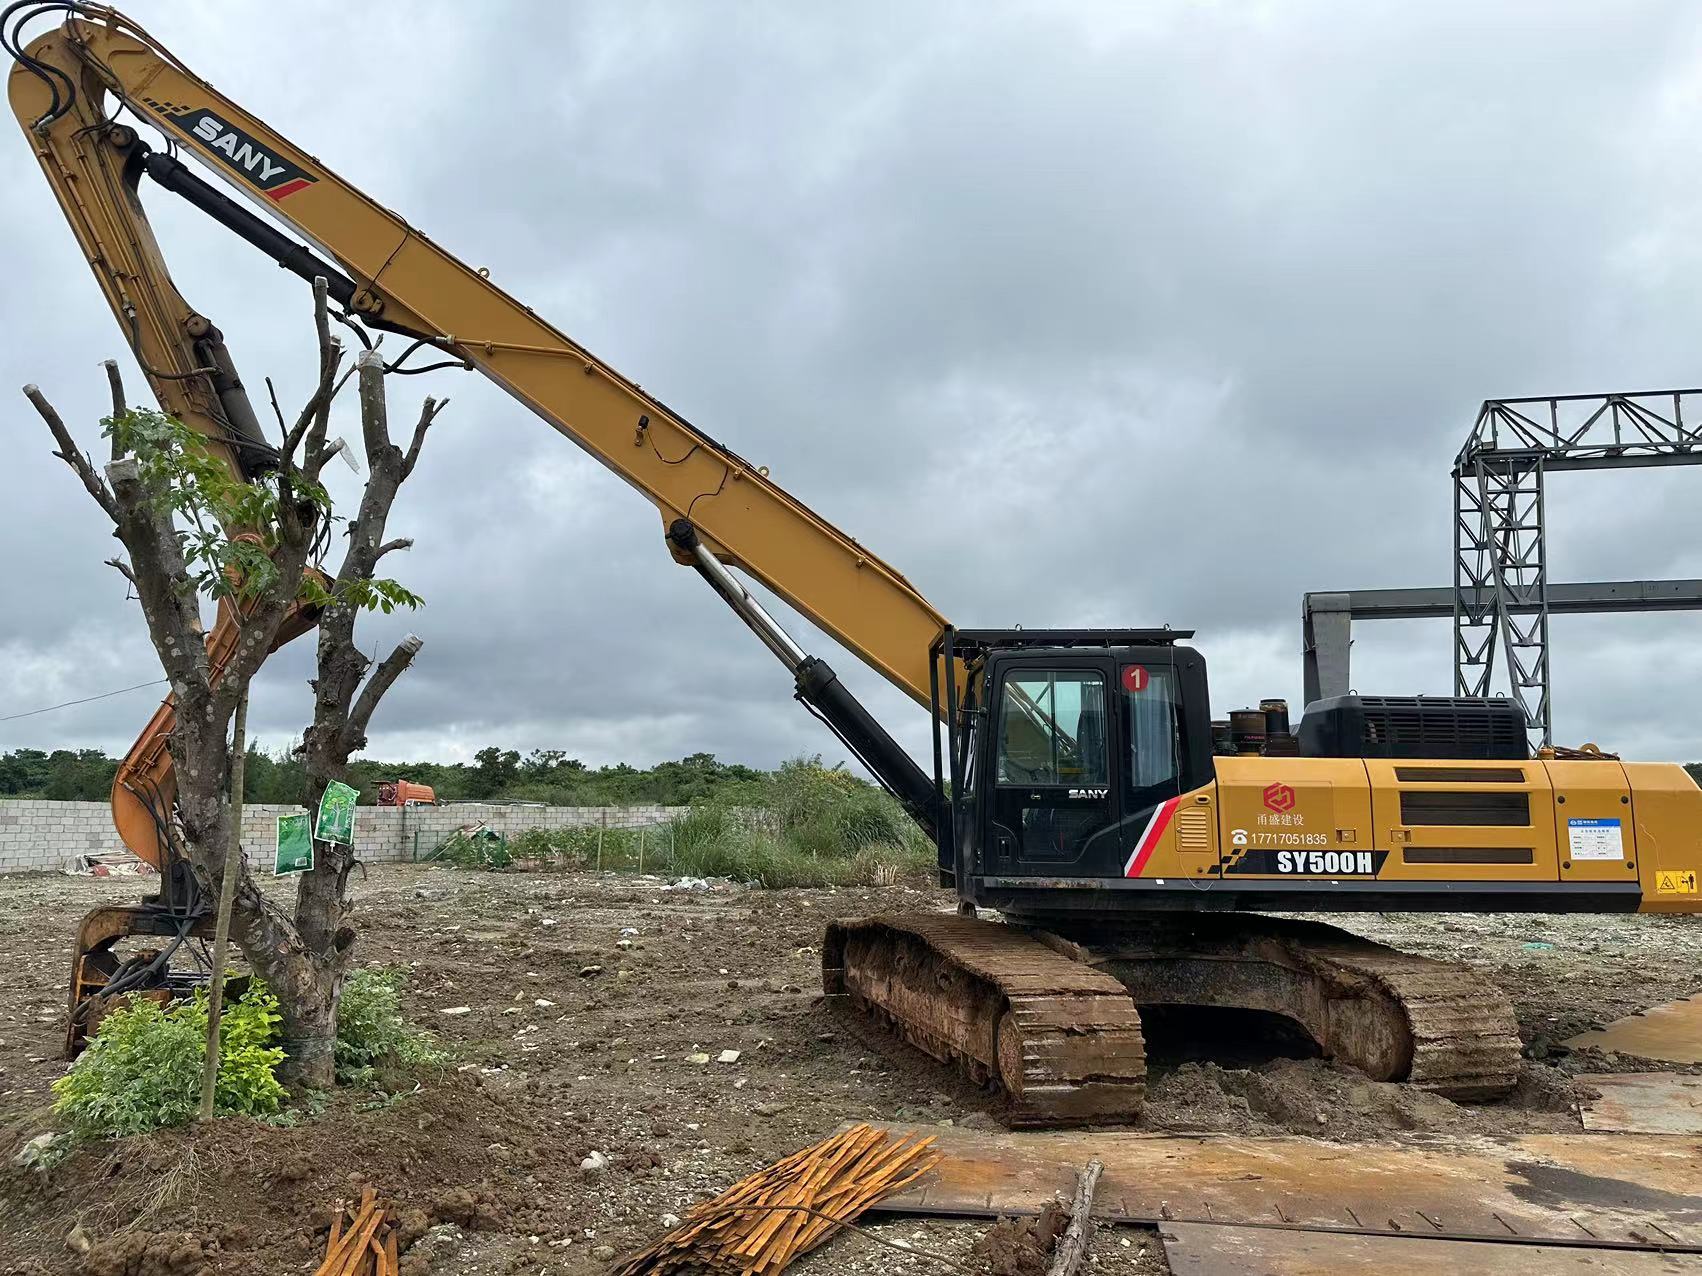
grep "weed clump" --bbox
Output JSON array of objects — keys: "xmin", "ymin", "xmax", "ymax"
[
  {"xmin": 335, "ymin": 966, "xmax": 447, "ymax": 1085},
  {"xmin": 435, "ymin": 827, "xmax": 512, "ymax": 869},
  {"xmin": 52, "ymin": 985, "xmax": 285, "ymax": 1140}
]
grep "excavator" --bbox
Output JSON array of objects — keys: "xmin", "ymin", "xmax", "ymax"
[{"xmin": 11, "ymin": 4, "xmax": 1702, "ymax": 1122}]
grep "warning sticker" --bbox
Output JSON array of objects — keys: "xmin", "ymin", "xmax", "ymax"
[
  {"xmin": 1656, "ymin": 869, "xmax": 1699, "ymax": 895},
  {"xmin": 1567, "ymin": 817, "xmax": 1624, "ymax": 861}
]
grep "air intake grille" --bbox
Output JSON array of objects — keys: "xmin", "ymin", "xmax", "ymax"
[
  {"xmin": 1400, "ymin": 790, "xmax": 1530, "ymax": 826},
  {"xmin": 1176, "ymin": 808, "xmax": 1211, "ymax": 851},
  {"xmin": 1402, "ymin": 846, "xmax": 1535, "ymax": 864}
]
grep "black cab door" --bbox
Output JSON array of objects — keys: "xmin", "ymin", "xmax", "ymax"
[{"xmin": 985, "ymin": 658, "xmax": 1122, "ymax": 874}]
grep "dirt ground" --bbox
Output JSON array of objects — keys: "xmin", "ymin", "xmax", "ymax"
[{"xmin": 0, "ymin": 864, "xmax": 1697, "ymax": 1275}]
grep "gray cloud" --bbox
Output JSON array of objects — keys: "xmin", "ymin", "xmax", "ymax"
[{"xmin": 4, "ymin": 0, "xmax": 1702, "ymax": 772}]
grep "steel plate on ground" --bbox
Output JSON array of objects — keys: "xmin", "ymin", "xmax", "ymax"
[
  {"xmin": 874, "ymin": 1125, "xmax": 1702, "ymax": 1245},
  {"xmin": 1580, "ymin": 1073, "xmax": 1702, "ymax": 1135},
  {"xmin": 1159, "ymin": 1222, "xmax": 1702, "ymax": 1274},
  {"xmin": 1567, "ymin": 994, "xmax": 1702, "ymax": 1064}
]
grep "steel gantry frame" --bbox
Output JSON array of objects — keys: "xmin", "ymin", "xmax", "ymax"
[
  {"xmin": 1303, "ymin": 580, "xmax": 1702, "ymax": 710},
  {"xmin": 1452, "ymin": 389, "xmax": 1702, "ymax": 743}
]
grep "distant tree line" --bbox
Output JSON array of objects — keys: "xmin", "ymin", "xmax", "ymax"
[
  {"xmin": 7, "ymin": 746, "xmax": 1699, "ymax": 806},
  {"xmin": 0, "ymin": 745, "xmax": 765, "ymax": 806}
]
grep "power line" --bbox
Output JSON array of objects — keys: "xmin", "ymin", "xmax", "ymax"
[{"xmin": 0, "ymin": 677, "xmax": 168, "ymax": 723}]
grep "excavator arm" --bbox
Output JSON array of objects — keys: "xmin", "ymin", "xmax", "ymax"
[{"xmin": 7, "ymin": 5, "xmax": 951, "ymax": 855}]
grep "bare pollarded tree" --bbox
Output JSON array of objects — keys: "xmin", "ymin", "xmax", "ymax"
[{"xmin": 24, "ymin": 279, "xmax": 446, "ymax": 1086}]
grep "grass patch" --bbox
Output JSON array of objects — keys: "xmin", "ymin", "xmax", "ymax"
[{"xmin": 444, "ymin": 757, "xmax": 936, "ymax": 888}]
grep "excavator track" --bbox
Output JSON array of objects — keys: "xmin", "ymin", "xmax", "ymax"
[
  {"xmin": 1041, "ymin": 914, "xmax": 1522, "ymax": 1101},
  {"xmin": 827, "ymin": 913, "xmax": 1521, "ymax": 1127},
  {"xmin": 822, "ymin": 913, "xmax": 1147, "ymax": 1127}
]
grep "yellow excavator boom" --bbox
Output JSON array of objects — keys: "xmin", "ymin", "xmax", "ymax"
[
  {"xmin": 10, "ymin": 5, "xmax": 952, "ymax": 881},
  {"xmin": 9, "ymin": 7, "xmax": 948, "ymax": 712}
]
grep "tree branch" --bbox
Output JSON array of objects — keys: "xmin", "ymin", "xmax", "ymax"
[
  {"xmin": 102, "ymin": 456, "xmax": 214, "ymax": 713},
  {"xmin": 308, "ymin": 437, "xmax": 349, "ymax": 474},
  {"xmin": 374, "ymin": 537, "xmax": 413, "ymax": 561},
  {"xmin": 104, "ymin": 555, "xmax": 136, "ymax": 588},
  {"xmin": 345, "ymin": 633, "xmax": 423, "ymax": 751},
  {"xmin": 279, "ymin": 276, "xmax": 340, "ymax": 475},
  {"xmin": 356, "ymin": 348, "xmax": 391, "ymax": 456},
  {"xmin": 1046, "ymin": 1159, "xmax": 1103, "ymax": 1276},
  {"xmin": 401, "ymin": 396, "xmax": 445, "ymax": 481},
  {"xmin": 265, "ymin": 376, "xmax": 288, "ymax": 436},
  {"xmin": 102, "ymin": 360, "xmax": 126, "ymax": 460},
  {"xmin": 24, "ymin": 383, "xmax": 117, "ymax": 519}
]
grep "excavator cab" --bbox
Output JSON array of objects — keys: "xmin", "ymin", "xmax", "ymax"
[{"xmin": 931, "ymin": 629, "xmax": 1213, "ymax": 891}]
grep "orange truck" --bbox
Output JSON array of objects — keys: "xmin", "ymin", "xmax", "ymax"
[{"xmin": 374, "ymin": 781, "xmax": 436, "ymax": 808}]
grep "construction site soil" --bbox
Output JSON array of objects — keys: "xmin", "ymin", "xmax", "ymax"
[{"xmin": 1, "ymin": 864, "xmax": 1697, "ymax": 1275}]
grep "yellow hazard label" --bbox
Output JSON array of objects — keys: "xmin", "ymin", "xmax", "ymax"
[{"xmin": 1655, "ymin": 869, "xmax": 1699, "ymax": 894}]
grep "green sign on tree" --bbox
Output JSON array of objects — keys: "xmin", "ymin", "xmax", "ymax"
[
  {"xmin": 315, "ymin": 780, "xmax": 359, "ymax": 846},
  {"xmin": 275, "ymin": 813, "xmax": 313, "ymax": 876}
]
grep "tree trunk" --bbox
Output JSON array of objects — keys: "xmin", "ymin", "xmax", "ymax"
[{"xmin": 264, "ymin": 948, "xmax": 341, "ymax": 1089}]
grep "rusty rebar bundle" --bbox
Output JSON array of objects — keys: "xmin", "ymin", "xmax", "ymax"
[
  {"xmin": 314, "ymin": 1187, "xmax": 399, "ymax": 1276},
  {"xmin": 614, "ymin": 1124, "xmax": 940, "ymax": 1275}
]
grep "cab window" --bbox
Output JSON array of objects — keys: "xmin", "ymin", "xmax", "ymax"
[
  {"xmin": 1122, "ymin": 663, "xmax": 1181, "ymax": 799},
  {"xmin": 996, "ymin": 671, "xmax": 1108, "ymax": 786}
]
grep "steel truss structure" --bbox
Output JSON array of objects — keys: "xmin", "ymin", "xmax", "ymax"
[
  {"xmin": 1303, "ymin": 581, "xmax": 1702, "ymax": 710},
  {"xmin": 1453, "ymin": 389, "xmax": 1702, "ymax": 743}
]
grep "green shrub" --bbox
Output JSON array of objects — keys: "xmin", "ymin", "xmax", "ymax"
[
  {"xmin": 335, "ymin": 967, "xmax": 447, "ymax": 1085},
  {"xmin": 508, "ymin": 827, "xmax": 557, "ymax": 865},
  {"xmin": 436, "ymin": 828, "xmax": 512, "ymax": 870},
  {"xmin": 51, "ymin": 985, "xmax": 285, "ymax": 1140},
  {"xmin": 663, "ymin": 756, "xmax": 933, "ymax": 887}
]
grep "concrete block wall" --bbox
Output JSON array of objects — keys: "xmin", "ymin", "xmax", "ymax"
[
  {"xmin": 0, "ymin": 799, "xmax": 117, "ymax": 873},
  {"xmin": 0, "ymin": 798, "xmax": 694, "ymax": 874}
]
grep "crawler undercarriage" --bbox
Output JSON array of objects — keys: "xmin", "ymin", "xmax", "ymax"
[{"xmin": 823, "ymin": 912, "xmax": 1522, "ymax": 1126}]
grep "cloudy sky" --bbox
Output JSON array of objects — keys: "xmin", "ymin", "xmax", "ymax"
[{"xmin": 5, "ymin": 0, "xmax": 1702, "ymax": 772}]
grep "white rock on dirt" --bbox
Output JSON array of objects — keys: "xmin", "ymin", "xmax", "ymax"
[
  {"xmin": 11, "ymin": 1132, "xmax": 55, "ymax": 1168},
  {"xmin": 404, "ymin": 1223, "xmax": 465, "ymax": 1272},
  {"xmin": 439, "ymin": 1005, "xmax": 472, "ymax": 1016},
  {"xmin": 581, "ymin": 1150, "xmax": 609, "ymax": 1177}
]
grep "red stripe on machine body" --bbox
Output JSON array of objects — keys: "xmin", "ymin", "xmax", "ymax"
[{"xmin": 1123, "ymin": 796, "xmax": 1181, "ymax": 878}]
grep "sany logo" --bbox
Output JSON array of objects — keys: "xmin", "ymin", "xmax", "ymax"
[
  {"xmin": 1067, "ymin": 788, "xmax": 1108, "ymax": 800},
  {"xmin": 151, "ymin": 104, "xmax": 317, "ymax": 200},
  {"xmin": 189, "ymin": 113, "xmax": 290, "ymax": 182},
  {"xmin": 1262, "ymin": 782, "xmax": 1297, "ymax": 813}
]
